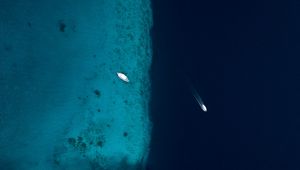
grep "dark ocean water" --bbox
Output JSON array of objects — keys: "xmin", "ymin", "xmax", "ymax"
[{"xmin": 149, "ymin": 0, "xmax": 299, "ymax": 169}]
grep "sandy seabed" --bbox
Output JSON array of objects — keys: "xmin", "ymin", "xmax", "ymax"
[{"xmin": 0, "ymin": 0, "xmax": 152, "ymax": 169}]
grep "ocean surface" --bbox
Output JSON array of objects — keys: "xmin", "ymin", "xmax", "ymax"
[
  {"xmin": 1, "ymin": 0, "xmax": 299, "ymax": 169},
  {"xmin": 0, "ymin": 0, "xmax": 152, "ymax": 169},
  {"xmin": 149, "ymin": 0, "xmax": 299, "ymax": 169}
]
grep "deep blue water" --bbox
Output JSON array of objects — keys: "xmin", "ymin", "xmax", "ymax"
[{"xmin": 149, "ymin": 0, "xmax": 299, "ymax": 169}]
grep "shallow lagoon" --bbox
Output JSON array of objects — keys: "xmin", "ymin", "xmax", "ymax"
[{"xmin": 0, "ymin": 0, "xmax": 152, "ymax": 169}]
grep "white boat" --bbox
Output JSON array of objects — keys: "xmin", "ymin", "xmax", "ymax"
[{"xmin": 117, "ymin": 72, "xmax": 129, "ymax": 82}]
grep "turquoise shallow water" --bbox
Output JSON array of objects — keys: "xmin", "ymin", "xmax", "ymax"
[{"xmin": 0, "ymin": 0, "xmax": 152, "ymax": 169}]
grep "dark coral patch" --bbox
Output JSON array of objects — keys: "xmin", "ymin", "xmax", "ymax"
[
  {"xmin": 97, "ymin": 141, "xmax": 103, "ymax": 147},
  {"xmin": 81, "ymin": 142, "xmax": 86, "ymax": 149},
  {"xmin": 123, "ymin": 132, "xmax": 128, "ymax": 137},
  {"xmin": 94, "ymin": 89, "xmax": 101, "ymax": 97},
  {"xmin": 77, "ymin": 136, "xmax": 83, "ymax": 142},
  {"xmin": 68, "ymin": 138, "xmax": 76, "ymax": 146},
  {"xmin": 58, "ymin": 20, "xmax": 66, "ymax": 32}
]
